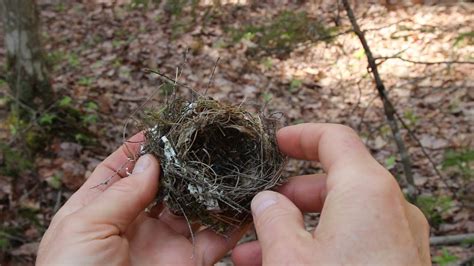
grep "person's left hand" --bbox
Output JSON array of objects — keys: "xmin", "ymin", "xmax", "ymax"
[{"xmin": 37, "ymin": 133, "xmax": 246, "ymax": 265}]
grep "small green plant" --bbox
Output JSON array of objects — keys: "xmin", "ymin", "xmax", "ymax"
[
  {"xmin": 47, "ymin": 174, "xmax": 62, "ymax": 189},
  {"xmin": 129, "ymin": 0, "xmax": 152, "ymax": 9},
  {"xmin": 78, "ymin": 77, "xmax": 94, "ymax": 87},
  {"xmin": 0, "ymin": 144, "xmax": 33, "ymax": 177},
  {"xmin": 74, "ymin": 133, "xmax": 93, "ymax": 144},
  {"xmin": 385, "ymin": 155, "xmax": 396, "ymax": 169},
  {"xmin": 289, "ymin": 79, "xmax": 303, "ymax": 93},
  {"xmin": 433, "ymin": 248, "xmax": 458, "ymax": 266},
  {"xmin": 403, "ymin": 109, "xmax": 418, "ymax": 126},
  {"xmin": 416, "ymin": 195, "xmax": 453, "ymax": 227},
  {"xmin": 59, "ymin": 96, "xmax": 72, "ymax": 108},
  {"xmin": 55, "ymin": 2, "xmax": 66, "ymax": 12},
  {"xmin": 160, "ymin": 83, "xmax": 175, "ymax": 96},
  {"xmin": 67, "ymin": 53, "xmax": 80, "ymax": 68},
  {"xmin": 39, "ymin": 113, "xmax": 57, "ymax": 125},
  {"xmin": 164, "ymin": 0, "xmax": 188, "ymax": 16},
  {"xmin": 82, "ymin": 102, "xmax": 99, "ymax": 125},
  {"xmin": 261, "ymin": 57, "xmax": 274, "ymax": 70},
  {"xmin": 442, "ymin": 149, "xmax": 474, "ymax": 179},
  {"xmin": 46, "ymin": 50, "xmax": 66, "ymax": 68},
  {"xmin": 262, "ymin": 92, "xmax": 273, "ymax": 103},
  {"xmin": 453, "ymin": 31, "xmax": 474, "ymax": 47},
  {"xmin": 353, "ymin": 48, "xmax": 365, "ymax": 59}
]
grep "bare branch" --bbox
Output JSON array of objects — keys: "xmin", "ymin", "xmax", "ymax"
[
  {"xmin": 430, "ymin": 233, "xmax": 474, "ymax": 246},
  {"xmin": 341, "ymin": 0, "xmax": 417, "ymax": 202},
  {"xmin": 375, "ymin": 56, "xmax": 474, "ymax": 65}
]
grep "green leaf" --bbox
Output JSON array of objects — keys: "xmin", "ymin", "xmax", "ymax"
[
  {"xmin": 78, "ymin": 77, "xmax": 93, "ymax": 87},
  {"xmin": 385, "ymin": 155, "xmax": 396, "ymax": 169},
  {"xmin": 67, "ymin": 53, "xmax": 80, "ymax": 68},
  {"xmin": 433, "ymin": 249, "xmax": 458, "ymax": 266},
  {"xmin": 289, "ymin": 79, "xmax": 303, "ymax": 92},
  {"xmin": 85, "ymin": 102, "xmax": 99, "ymax": 111},
  {"xmin": 39, "ymin": 113, "xmax": 56, "ymax": 125},
  {"xmin": 58, "ymin": 96, "xmax": 72, "ymax": 107},
  {"xmin": 262, "ymin": 92, "xmax": 273, "ymax": 103},
  {"xmin": 403, "ymin": 109, "xmax": 418, "ymax": 125},
  {"xmin": 261, "ymin": 58, "xmax": 273, "ymax": 69},
  {"xmin": 82, "ymin": 114, "xmax": 98, "ymax": 124},
  {"xmin": 416, "ymin": 195, "xmax": 453, "ymax": 227},
  {"xmin": 454, "ymin": 31, "xmax": 474, "ymax": 47},
  {"xmin": 354, "ymin": 48, "xmax": 365, "ymax": 59},
  {"xmin": 47, "ymin": 174, "xmax": 62, "ymax": 189}
]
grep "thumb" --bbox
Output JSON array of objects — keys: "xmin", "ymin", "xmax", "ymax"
[
  {"xmin": 251, "ymin": 191, "xmax": 310, "ymax": 259},
  {"xmin": 77, "ymin": 154, "xmax": 160, "ymax": 232}
]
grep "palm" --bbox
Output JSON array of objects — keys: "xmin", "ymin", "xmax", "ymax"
[{"xmin": 126, "ymin": 216, "xmax": 195, "ymax": 265}]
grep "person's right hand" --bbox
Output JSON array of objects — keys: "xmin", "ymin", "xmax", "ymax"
[{"xmin": 232, "ymin": 123, "xmax": 431, "ymax": 265}]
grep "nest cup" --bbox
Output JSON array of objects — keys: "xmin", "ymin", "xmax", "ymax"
[{"xmin": 141, "ymin": 96, "xmax": 286, "ymax": 235}]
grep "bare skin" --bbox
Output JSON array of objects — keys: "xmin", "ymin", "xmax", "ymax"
[
  {"xmin": 37, "ymin": 133, "xmax": 247, "ymax": 265},
  {"xmin": 232, "ymin": 123, "xmax": 431, "ymax": 265},
  {"xmin": 38, "ymin": 123, "xmax": 430, "ymax": 265}
]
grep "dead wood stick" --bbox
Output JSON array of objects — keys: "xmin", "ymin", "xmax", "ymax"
[
  {"xmin": 430, "ymin": 233, "xmax": 474, "ymax": 246},
  {"xmin": 341, "ymin": 0, "xmax": 417, "ymax": 202},
  {"xmin": 375, "ymin": 56, "xmax": 474, "ymax": 65}
]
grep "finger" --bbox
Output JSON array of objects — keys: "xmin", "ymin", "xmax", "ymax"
[
  {"xmin": 232, "ymin": 241, "xmax": 262, "ymax": 266},
  {"xmin": 277, "ymin": 174, "xmax": 327, "ymax": 212},
  {"xmin": 193, "ymin": 224, "xmax": 251, "ymax": 265},
  {"xmin": 251, "ymin": 191, "xmax": 311, "ymax": 257},
  {"xmin": 277, "ymin": 123, "xmax": 375, "ymax": 170},
  {"xmin": 404, "ymin": 203, "xmax": 431, "ymax": 264},
  {"xmin": 74, "ymin": 154, "xmax": 160, "ymax": 233},
  {"xmin": 277, "ymin": 123, "xmax": 398, "ymax": 196},
  {"xmin": 158, "ymin": 208, "xmax": 200, "ymax": 237},
  {"xmin": 55, "ymin": 133, "xmax": 146, "ymax": 220}
]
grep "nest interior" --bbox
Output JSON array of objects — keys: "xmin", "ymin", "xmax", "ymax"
[{"xmin": 141, "ymin": 96, "xmax": 286, "ymax": 235}]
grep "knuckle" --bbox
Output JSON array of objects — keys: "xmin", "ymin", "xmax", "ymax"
[
  {"xmin": 378, "ymin": 176, "xmax": 401, "ymax": 196},
  {"xmin": 409, "ymin": 203, "xmax": 430, "ymax": 231}
]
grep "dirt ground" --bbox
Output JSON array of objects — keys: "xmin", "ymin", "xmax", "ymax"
[{"xmin": 0, "ymin": 1, "xmax": 473, "ymax": 264}]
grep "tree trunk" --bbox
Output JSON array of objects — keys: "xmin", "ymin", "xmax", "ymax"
[{"xmin": 0, "ymin": 0, "xmax": 52, "ymax": 114}]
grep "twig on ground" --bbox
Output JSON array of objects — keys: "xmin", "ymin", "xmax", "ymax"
[
  {"xmin": 430, "ymin": 233, "xmax": 474, "ymax": 246},
  {"xmin": 375, "ymin": 56, "xmax": 474, "ymax": 65},
  {"xmin": 341, "ymin": 0, "xmax": 417, "ymax": 202}
]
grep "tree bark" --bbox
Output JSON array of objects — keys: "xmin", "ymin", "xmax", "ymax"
[{"xmin": 0, "ymin": 0, "xmax": 52, "ymax": 114}]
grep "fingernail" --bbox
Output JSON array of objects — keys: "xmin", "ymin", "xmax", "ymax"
[
  {"xmin": 252, "ymin": 191, "xmax": 278, "ymax": 216},
  {"xmin": 133, "ymin": 155, "xmax": 151, "ymax": 174}
]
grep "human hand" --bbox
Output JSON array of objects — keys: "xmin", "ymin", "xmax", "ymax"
[
  {"xmin": 232, "ymin": 123, "xmax": 431, "ymax": 265},
  {"xmin": 37, "ymin": 133, "xmax": 247, "ymax": 265}
]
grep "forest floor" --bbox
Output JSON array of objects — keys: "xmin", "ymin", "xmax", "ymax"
[{"xmin": 0, "ymin": 1, "xmax": 473, "ymax": 265}]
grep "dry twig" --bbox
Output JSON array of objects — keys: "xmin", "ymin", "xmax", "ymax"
[
  {"xmin": 341, "ymin": 0, "xmax": 417, "ymax": 201},
  {"xmin": 430, "ymin": 233, "xmax": 474, "ymax": 246}
]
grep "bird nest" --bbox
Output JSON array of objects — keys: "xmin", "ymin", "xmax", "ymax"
[{"xmin": 140, "ymin": 95, "xmax": 286, "ymax": 235}]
